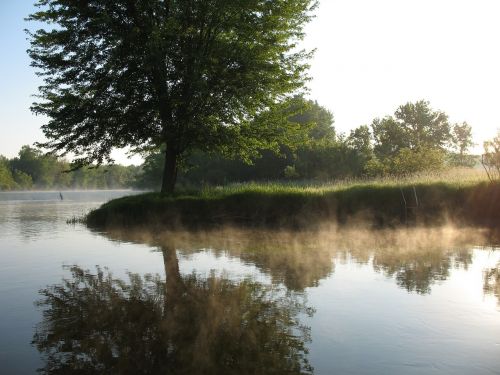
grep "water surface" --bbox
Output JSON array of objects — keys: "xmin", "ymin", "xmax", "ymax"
[{"xmin": 0, "ymin": 191, "xmax": 499, "ymax": 374}]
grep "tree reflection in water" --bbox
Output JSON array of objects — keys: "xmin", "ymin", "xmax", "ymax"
[
  {"xmin": 101, "ymin": 227, "xmax": 488, "ymax": 295},
  {"xmin": 484, "ymin": 263, "xmax": 500, "ymax": 305},
  {"xmin": 369, "ymin": 246, "xmax": 473, "ymax": 294},
  {"xmin": 33, "ymin": 227, "xmax": 498, "ymax": 373},
  {"xmin": 33, "ymin": 246, "xmax": 314, "ymax": 374}
]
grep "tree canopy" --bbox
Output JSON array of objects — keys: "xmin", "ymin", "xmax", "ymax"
[
  {"xmin": 365, "ymin": 100, "xmax": 477, "ymax": 176},
  {"xmin": 371, "ymin": 100, "xmax": 450, "ymax": 160},
  {"xmin": 449, "ymin": 122, "xmax": 475, "ymax": 167},
  {"xmin": 28, "ymin": 0, "xmax": 318, "ymax": 192}
]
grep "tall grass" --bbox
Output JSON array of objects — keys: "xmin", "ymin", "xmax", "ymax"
[
  {"xmin": 85, "ymin": 167, "xmax": 498, "ymax": 230},
  {"xmin": 196, "ymin": 167, "xmax": 488, "ymax": 198}
]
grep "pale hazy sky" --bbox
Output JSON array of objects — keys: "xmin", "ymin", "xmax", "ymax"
[{"xmin": 1, "ymin": 0, "xmax": 499, "ymax": 165}]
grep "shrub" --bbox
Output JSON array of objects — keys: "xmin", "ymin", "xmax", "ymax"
[{"xmin": 482, "ymin": 131, "xmax": 500, "ymax": 181}]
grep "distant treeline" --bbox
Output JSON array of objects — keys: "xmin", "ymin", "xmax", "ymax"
[
  {"xmin": 1, "ymin": 98, "xmax": 481, "ymax": 191},
  {"xmin": 135, "ymin": 98, "xmax": 479, "ymax": 189},
  {"xmin": 0, "ymin": 146, "xmax": 139, "ymax": 190}
]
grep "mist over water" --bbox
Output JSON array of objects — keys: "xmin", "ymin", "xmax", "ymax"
[{"xmin": 0, "ymin": 191, "xmax": 499, "ymax": 374}]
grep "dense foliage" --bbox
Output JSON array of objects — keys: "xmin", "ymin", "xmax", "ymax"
[
  {"xmin": 482, "ymin": 130, "xmax": 500, "ymax": 181},
  {"xmin": 0, "ymin": 146, "xmax": 139, "ymax": 190},
  {"xmin": 134, "ymin": 99, "xmax": 478, "ymax": 189},
  {"xmin": 1, "ymin": 98, "xmax": 482, "ymax": 191},
  {"xmin": 28, "ymin": 0, "xmax": 317, "ymax": 192}
]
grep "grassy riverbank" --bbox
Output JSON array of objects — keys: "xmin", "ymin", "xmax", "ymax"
[{"xmin": 85, "ymin": 171, "xmax": 499, "ymax": 229}]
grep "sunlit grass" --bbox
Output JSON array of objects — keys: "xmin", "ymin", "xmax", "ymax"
[
  {"xmin": 85, "ymin": 167, "xmax": 499, "ymax": 230},
  {"xmin": 195, "ymin": 167, "xmax": 488, "ymax": 199}
]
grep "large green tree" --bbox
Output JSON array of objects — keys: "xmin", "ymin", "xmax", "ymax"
[{"xmin": 28, "ymin": 0, "xmax": 317, "ymax": 193}]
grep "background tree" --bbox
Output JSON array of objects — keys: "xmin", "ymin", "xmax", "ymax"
[
  {"xmin": 0, "ymin": 156, "xmax": 17, "ymax": 190},
  {"xmin": 12, "ymin": 170, "xmax": 34, "ymax": 189},
  {"xmin": 482, "ymin": 130, "xmax": 500, "ymax": 181},
  {"xmin": 28, "ymin": 0, "xmax": 317, "ymax": 193},
  {"xmin": 371, "ymin": 116, "xmax": 408, "ymax": 159},
  {"xmin": 289, "ymin": 99, "xmax": 335, "ymax": 143},
  {"xmin": 346, "ymin": 125, "xmax": 374, "ymax": 175},
  {"xmin": 369, "ymin": 100, "xmax": 452, "ymax": 175},
  {"xmin": 0, "ymin": 145, "xmax": 139, "ymax": 191},
  {"xmin": 372, "ymin": 100, "xmax": 450, "ymax": 159},
  {"xmin": 450, "ymin": 122, "xmax": 475, "ymax": 167},
  {"xmin": 394, "ymin": 100, "xmax": 450, "ymax": 150},
  {"xmin": 10, "ymin": 146, "xmax": 56, "ymax": 188},
  {"xmin": 134, "ymin": 96, "xmax": 334, "ymax": 187}
]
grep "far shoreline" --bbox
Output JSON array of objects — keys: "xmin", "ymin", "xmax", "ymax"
[{"xmin": 0, "ymin": 188, "xmax": 142, "ymax": 193}]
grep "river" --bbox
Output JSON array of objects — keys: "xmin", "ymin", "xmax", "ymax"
[{"xmin": 0, "ymin": 191, "xmax": 499, "ymax": 374}]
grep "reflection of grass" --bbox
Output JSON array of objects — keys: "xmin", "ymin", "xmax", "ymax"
[
  {"xmin": 484, "ymin": 265, "xmax": 500, "ymax": 304},
  {"xmin": 66, "ymin": 216, "xmax": 84, "ymax": 225},
  {"xmin": 86, "ymin": 173, "xmax": 499, "ymax": 229}
]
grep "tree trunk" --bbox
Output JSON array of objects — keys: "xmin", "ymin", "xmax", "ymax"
[
  {"xmin": 162, "ymin": 245, "xmax": 183, "ymax": 303},
  {"xmin": 161, "ymin": 147, "xmax": 178, "ymax": 194},
  {"xmin": 161, "ymin": 245, "xmax": 184, "ymax": 345}
]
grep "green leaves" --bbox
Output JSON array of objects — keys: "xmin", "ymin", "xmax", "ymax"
[
  {"xmin": 482, "ymin": 130, "xmax": 500, "ymax": 181},
  {"xmin": 28, "ymin": 0, "xmax": 317, "ymax": 189},
  {"xmin": 369, "ymin": 100, "xmax": 457, "ymax": 175},
  {"xmin": 372, "ymin": 100, "xmax": 451, "ymax": 160}
]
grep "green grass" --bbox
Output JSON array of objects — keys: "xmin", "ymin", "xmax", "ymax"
[
  {"xmin": 187, "ymin": 167, "xmax": 488, "ymax": 198},
  {"xmin": 85, "ymin": 169, "xmax": 498, "ymax": 230}
]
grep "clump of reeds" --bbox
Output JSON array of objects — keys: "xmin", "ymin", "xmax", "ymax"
[{"xmin": 66, "ymin": 215, "xmax": 85, "ymax": 225}]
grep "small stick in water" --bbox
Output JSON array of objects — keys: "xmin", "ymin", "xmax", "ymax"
[{"xmin": 59, "ymin": 192, "xmax": 63, "ymax": 201}]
